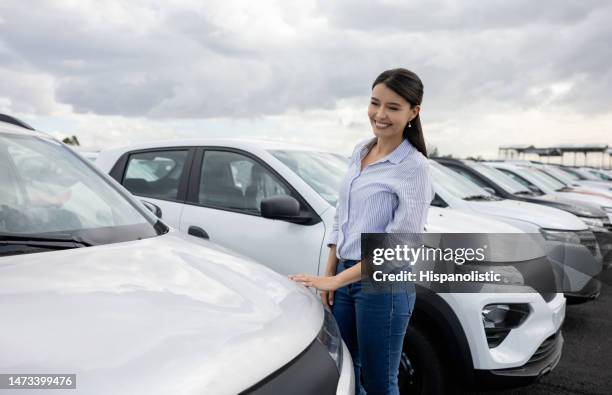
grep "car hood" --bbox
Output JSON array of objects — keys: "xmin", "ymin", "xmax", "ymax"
[
  {"xmin": 0, "ymin": 232, "xmax": 322, "ymax": 395},
  {"xmin": 464, "ymin": 199, "xmax": 587, "ymax": 230},
  {"xmin": 532, "ymin": 194, "xmax": 606, "ymax": 217},
  {"xmin": 426, "ymin": 206, "xmax": 524, "ymax": 233}
]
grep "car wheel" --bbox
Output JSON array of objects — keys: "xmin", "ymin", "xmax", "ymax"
[{"xmin": 399, "ymin": 325, "xmax": 447, "ymax": 395}]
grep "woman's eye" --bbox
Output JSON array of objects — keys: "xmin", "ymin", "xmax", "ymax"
[
  {"xmin": 370, "ymin": 101, "xmax": 379, "ymax": 106},
  {"xmin": 389, "ymin": 107, "xmax": 399, "ymax": 111}
]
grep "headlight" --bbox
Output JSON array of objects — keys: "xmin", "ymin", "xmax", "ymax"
[
  {"xmin": 578, "ymin": 217, "xmax": 607, "ymax": 232},
  {"xmin": 540, "ymin": 229, "xmax": 581, "ymax": 244},
  {"xmin": 482, "ymin": 303, "xmax": 530, "ymax": 347},
  {"xmin": 541, "ymin": 229, "xmax": 600, "ymax": 257},
  {"xmin": 566, "ymin": 206, "xmax": 597, "ymax": 217},
  {"xmin": 317, "ymin": 307, "xmax": 343, "ymax": 373}
]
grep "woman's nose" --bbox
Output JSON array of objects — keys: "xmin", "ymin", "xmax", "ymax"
[{"xmin": 376, "ymin": 107, "xmax": 388, "ymax": 119}]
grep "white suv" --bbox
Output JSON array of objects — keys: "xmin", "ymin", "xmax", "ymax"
[
  {"xmin": 98, "ymin": 139, "xmax": 567, "ymax": 393},
  {"xmin": 0, "ymin": 118, "xmax": 354, "ymax": 395}
]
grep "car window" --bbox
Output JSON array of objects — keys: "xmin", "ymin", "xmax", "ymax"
[
  {"xmin": 446, "ymin": 165, "xmax": 492, "ymax": 190},
  {"xmin": 270, "ymin": 149, "xmax": 348, "ymax": 206},
  {"xmin": 430, "ymin": 161, "xmax": 492, "ymax": 199},
  {"xmin": 123, "ymin": 150, "xmax": 188, "ymax": 201},
  {"xmin": 199, "ymin": 150, "xmax": 290, "ymax": 214},
  {"xmin": 472, "ymin": 164, "xmax": 530, "ymax": 194},
  {"xmin": 0, "ymin": 133, "xmax": 160, "ymax": 252},
  {"xmin": 497, "ymin": 168, "xmax": 538, "ymax": 190}
]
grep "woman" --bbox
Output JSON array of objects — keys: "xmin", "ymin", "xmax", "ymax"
[{"xmin": 290, "ymin": 68, "xmax": 434, "ymax": 395}]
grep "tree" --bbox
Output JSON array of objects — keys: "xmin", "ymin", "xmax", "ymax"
[
  {"xmin": 62, "ymin": 135, "xmax": 80, "ymax": 146},
  {"xmin": 427, "ymin": 143, "xmax": 439, "ymax": 157}
]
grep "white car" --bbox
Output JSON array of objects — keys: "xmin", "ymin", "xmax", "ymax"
[
  {"xmin": 429, "ymin": 161, "xmax": 602, "ymax": 300},
  {"xmin": 98, "ymin": 139, "xmax": 567, "ymax": 393},
  {"xmin": 0, "ymin": 118, "xmax": 354, "ymax": 395}
]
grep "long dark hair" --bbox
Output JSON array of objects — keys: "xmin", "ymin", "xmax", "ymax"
[{"xmin": 372, "ymin": 68, "xmax": 427, "ymax": 157}]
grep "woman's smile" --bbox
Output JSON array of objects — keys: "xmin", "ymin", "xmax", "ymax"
[{"xmin": 374, "ymin": 120, "xmax": 392, "ymax": 129}]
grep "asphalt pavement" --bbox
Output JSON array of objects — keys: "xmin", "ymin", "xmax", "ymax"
[{"xmin": 471, "ymin": 267, "xmax": 612, "ymax": 395}]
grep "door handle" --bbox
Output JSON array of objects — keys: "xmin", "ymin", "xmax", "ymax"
[{"xmin": 188, "ymin": 226, "xmax": 209, "ymax": 240}]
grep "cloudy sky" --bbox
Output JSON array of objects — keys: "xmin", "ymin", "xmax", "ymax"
[{"xmin": 1, "ymin": 0, "xmax": 611, "ymax": 162}]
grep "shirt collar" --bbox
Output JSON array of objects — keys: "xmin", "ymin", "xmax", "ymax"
[{"xmin": 359, "ymin": 137, "xmax": 414, "ymax": 165}]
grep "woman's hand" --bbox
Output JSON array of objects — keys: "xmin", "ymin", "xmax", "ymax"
[
  {"xmin": 290, "ymin": 274, "xmax": 340, "ymax": 292},
  {"xmin": 320, "ymin": 290, "xmax": 335, "ymax": 308}
]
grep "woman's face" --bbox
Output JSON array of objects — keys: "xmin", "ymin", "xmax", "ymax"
[{"xmin": 368, "ymin": 83, "xmax": 419, "ymax": 139}]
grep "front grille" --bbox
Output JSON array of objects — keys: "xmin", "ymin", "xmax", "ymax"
[
  {"xmin": 524, "ymin": 331, "xmax": 561, "ymax": 368},
  {"xmin": 577, "ymin": 230, "xmax": 598, "ymax": 257}
]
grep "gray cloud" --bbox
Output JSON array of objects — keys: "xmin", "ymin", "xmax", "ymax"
[
  {"xmin": 317, "ymin": 0, "xmax": 605, "ymax": 32},
  {"xmin": 0, "ymin": 0, "xmax": 611, "ymax": 123}
]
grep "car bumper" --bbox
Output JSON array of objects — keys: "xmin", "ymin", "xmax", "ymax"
[
  {"xmin": 473, "ymin": 330, "xmax": 563, "ymax": 389},
  {"xmin": 594, "ymin": 231, "xmax": 612, "ymax": 268},
  {"xmin": 565, "ymin": 276, "xmax": 602, "ymax": 302}
]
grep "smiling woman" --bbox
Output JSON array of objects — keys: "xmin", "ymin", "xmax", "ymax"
[{"xmin": 291, "ymin": 68, "xmax": 434, "ymax": 395}]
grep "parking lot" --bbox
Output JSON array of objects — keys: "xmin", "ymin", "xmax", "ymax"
[{"xmin": 471, "ymin": 267, "xmax": 612, "ymax": 395}]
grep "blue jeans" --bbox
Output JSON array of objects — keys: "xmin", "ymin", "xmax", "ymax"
[{"xmin": 332, "ymin": 260, "xmax": 416, "ymax": 395}]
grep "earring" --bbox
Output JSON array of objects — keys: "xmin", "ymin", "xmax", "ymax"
[{"xmin": 408, "ymin": 120, "xmax": 412, "ymax": 128}]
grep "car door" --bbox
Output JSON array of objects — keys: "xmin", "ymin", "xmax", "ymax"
[
  {"xmin": 179, "ymin": 148, "xmax": 325, "ymax": 276},
  {"xmin": 116, "ymin": 148, "xmax": 194, "ymax": 229}
]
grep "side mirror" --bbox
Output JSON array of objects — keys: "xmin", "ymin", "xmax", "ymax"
[
  {"xmin": 431, "ymin": 193, "xmax": 448, "ymax": 208},
  {"xmin": 141, "ymin": 200, "xmax": 162, "ymax": 218},
  {"xmin": 261, "ymin": 195, "xmax": 312, "ymax": 224}
]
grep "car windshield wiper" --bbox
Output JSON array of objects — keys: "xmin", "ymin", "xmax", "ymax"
[
  {"xmin": 464, "ymin": 194, "xmax": 497, "ymax": 201},
  {"xmin": 0, "ymin": 233, "xmax": 94, "ymax": 248}
]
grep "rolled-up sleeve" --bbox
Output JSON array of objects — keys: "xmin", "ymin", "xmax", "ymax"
[
  {"xmin": 325, "ymin": 200, "xmax": 340, "ymax": 247},
  {"xmin": 385, "ymin": 162, "xmax": 434, "ymax": 234}
]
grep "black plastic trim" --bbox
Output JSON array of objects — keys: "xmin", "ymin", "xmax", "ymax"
[
  {"xmin": 240, "ymin": 339, "xmax": 338, "ymax": 395},
  {"xmin": 565, "ymin": 277, "xmax": 601, "ymax": 302},
  {"xmin": 412, "ymin": 286, "xmax": 475, "ymax": 384},
  {"xmin": 0, "ymin": 114, "xmax": 35, "ymax": 131}
]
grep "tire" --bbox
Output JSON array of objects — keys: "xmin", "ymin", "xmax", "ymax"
[{"xmin": 399, "ymin": 324, "xmax": 447, "ymax": 395}]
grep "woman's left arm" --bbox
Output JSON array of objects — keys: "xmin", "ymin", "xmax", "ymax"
[{"xmin": 290, "ymin": 262, "xmax": 362, "ymax": 291}]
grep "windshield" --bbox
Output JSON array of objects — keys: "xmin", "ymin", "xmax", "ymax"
[
  {"xmin": 430, "ymin": 161, "xmax": 494, "ymax": 199},
  {"xmin": 270, "ymin": 150, "xmax": 348, "ymax": 206},
  {"xmin": 1, "ymin": 132, "xmax": 162, "ymax": 255},
  {"xmin": 541, "ymin": 166, "xmax": 578, "ymax": 184},
  {"xmin": 588, "ymin": 169, "xmax": 612, "ymax": 181},
  {"xmin": 531, "ymin": 168, "xmax": 568, "ymax": 190},
  {"xmin": 470, "ymin": 163, "xmax": 530, "ymax": 194},
  {"xmin": 575, "ymin": 168, "xmax": 601, "ymax": 181},
  {"xmin": 557, "ymin": 166, "xmax": 588, "ymax": 180}
]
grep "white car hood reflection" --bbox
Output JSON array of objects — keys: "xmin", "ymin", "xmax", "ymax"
[{"xmin": 0, "ymin": 232, "xmax": 323, "ymax": 395}]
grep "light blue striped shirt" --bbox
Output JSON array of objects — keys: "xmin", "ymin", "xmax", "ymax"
[{"xmin": 327, "ymin": 137, "xmax": 434, "ymax": 260}]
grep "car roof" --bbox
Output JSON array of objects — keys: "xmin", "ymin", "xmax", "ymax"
[
  {"xmin": 0, "ymin": 120, "xmax": 42, "ymax": 137},
  {"xmin": 105, "ymin": 138, "xmax": 326, "ymax": 153}
]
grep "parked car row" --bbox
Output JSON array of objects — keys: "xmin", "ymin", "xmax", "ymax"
[
  {"xmin": 2, "ymin": 113, "xmax": 611, "ymax": 394},
  {"xmin": 94, "ymin": 137, "xmax": 572, "ymax": 393}
]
